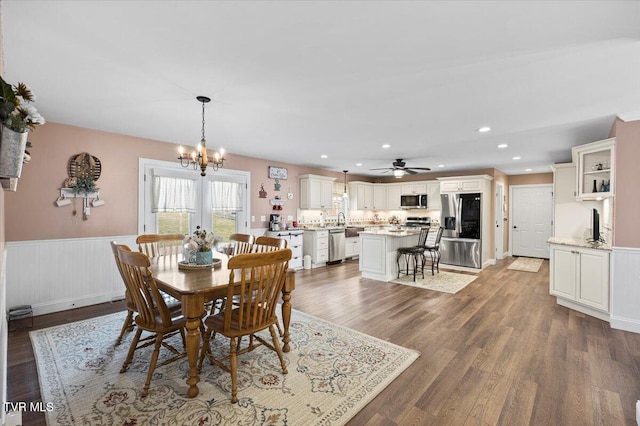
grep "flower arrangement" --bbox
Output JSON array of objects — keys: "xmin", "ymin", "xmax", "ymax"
[
  {"xmin": 0, "ymin": 76, "xmax": 45, "ymax": 133},
  {"xmin": 184, "ymin": 226, "xmax": 216, "ymax": 252},
  {"xmin": 388, "ymin": 215, "xmax": 400, "ymax": 225}
]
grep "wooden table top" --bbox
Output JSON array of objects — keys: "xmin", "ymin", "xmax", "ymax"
[{"xmin": 149, "ymin": 252, "xmax": 231, "ymax": 297}]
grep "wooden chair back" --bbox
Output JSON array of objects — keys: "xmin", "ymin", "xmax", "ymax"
[
  {"xmin": 229, "ymin": 233, "xmax": 255, "ymax": 256},
  {"xmin": 136, "ymin": 233, "xmax": 185, "ymax": 258},
  {"xmin": 117, "ymin": 247, "xmax": 174, "ymax": 330},
  {"xmin": 253, "ymin": 236, "xmax": 288, "ymax": 253},
  {"xmin": 223, "ymin": 249, "xmax": 292, "ymax": 334},
  {"xmin": 110, "ymin": 241, "xmax": 136, "ymax": 310}
]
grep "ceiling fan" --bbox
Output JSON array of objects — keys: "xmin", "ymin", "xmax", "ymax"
[{"xmin": 370, "ymin": 158, "xmax": 431, "ymax": 177}]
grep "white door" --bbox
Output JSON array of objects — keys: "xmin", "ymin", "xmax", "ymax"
[
  {"xmin": 494, "ymin": 182, "xmax": 504, "ymax": 260},
  {"xmin": 511, "ymin": 185, "xmax": 553, "ymax": 258}
]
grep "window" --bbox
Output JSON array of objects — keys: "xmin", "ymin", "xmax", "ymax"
[{"xmin": 140, "ymin": 159, "xmax": 250, "ymax": 240}]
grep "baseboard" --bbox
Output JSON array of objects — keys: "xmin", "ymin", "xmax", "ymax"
[
  {"xmin": 556, "ymin": 298, "xmax": 610, "ymax": 322},
  {"xmin": 31, "ymin": 291, "xmax": 125, "ymax": 317},
  {"xmin": 609, "ymin": 315, "xmax": 640, "ymax": 334},
  {"xmin": 636, "ymin": 400, "xmax": 639, "ymax": 425},
  {"xmin": 483, "ymin": 258, "xmax": 496, "ymax": 268}
]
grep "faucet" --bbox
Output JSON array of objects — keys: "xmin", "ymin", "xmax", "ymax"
[{"xmin": 337, "ymin": 212, "xmax": 346, "ymax": 226}]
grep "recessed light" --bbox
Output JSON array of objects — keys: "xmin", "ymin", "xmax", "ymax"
[
  {"xmin": 438, "ymin": 164, "xmax": 445, "ymax": 168},
  {"xmin": 381, "ymin": 144, "xmax": 391, "ymax": 149},
  {"xmin": 320, "ymin": 154, "xmax": 328, "ymax": 159},
  {"xmin": 525, "ymin": 168, "xmax": 532, "ymax": 172},
  {"xmin": 512, "ymin": 156, "xmax": 521, "ymax": 160},
  {"xmin": 498, "ymin": 144, "xmax": 508, "ymax": 149},
  {"xmin": 478, "ymin": 126, "xmax": 491, "ymax": 133},
  {"xmin": 356, "ymin": 163, "xmax": 362, "ymax": 167}
]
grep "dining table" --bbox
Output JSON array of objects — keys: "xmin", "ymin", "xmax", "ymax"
[{"xmin": 149, "ymin": 251, "xmax": 296, "ymax": 398}]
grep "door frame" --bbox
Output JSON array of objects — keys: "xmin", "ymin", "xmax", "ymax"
[
  {"xmin": 509, "ymin": 183, "xmax": 553, "ymax": 258},
  {"xmin": 495, "ymin": 181, "xmax": 505, "ymax": 260}
]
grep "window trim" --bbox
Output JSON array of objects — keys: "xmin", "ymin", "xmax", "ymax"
[{"xmin": 138, "ymin": 158, "xmax": 251, "ymax": 235}]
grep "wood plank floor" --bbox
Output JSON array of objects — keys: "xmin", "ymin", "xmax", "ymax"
[{"xmin": 7, "ymin": 257, "xmax": 640, "ymax": 425}]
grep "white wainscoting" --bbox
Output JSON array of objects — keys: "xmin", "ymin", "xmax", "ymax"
[
  {"xmin": 610, "ymin": 246, "xmax": 640, "ymax": 334},
  {"xmin": 6, "ymin": 235, "xmax": 138, "ymax": 316}
]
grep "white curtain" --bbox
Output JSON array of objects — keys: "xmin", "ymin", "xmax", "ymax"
[
  {"xmin": 152, "ymin": 175, "xmax": 196, "ymax": 213},
  {"xmin": 211, "ymin": 181, "xmax": 242, "ymax": 211}
]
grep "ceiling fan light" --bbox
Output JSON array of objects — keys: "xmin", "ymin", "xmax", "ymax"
[{"xmin": 393, "ymin": 169, "xmax": 404, "ymax": 178}]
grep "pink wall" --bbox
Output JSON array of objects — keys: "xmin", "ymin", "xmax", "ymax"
[
  {"xmin": 4, "ymin": 122, "xmax": 366, "ymax": 241},
  {"xmin": 610, "ymin": 118, "xmax": 640, "ymax": 247},
  {"xmin": 507, "ymin": 173, "xmax": 553, "ymax": 185}
]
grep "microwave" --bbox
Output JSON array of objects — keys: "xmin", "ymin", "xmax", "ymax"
[{"xmin": 400, "ymin": 194, "xmax": 428, "ymax": 209}]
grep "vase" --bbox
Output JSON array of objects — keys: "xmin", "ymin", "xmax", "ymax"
[
  {"xmin": 0, "ymin": 126, "xmax": 28, "ymax": 178},
  {"xmin": 195, "ymin": 250, "xmax": 213, "ymax": 265}
]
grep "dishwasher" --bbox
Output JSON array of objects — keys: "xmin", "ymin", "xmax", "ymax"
[{"xmin": 328, "ymin": 228, "xmax": 345, "ymax": 264}]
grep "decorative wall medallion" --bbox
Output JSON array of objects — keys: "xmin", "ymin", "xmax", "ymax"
[{"xmin": 259, "ymin": 183, "xmax": 267, "ymax": 198}]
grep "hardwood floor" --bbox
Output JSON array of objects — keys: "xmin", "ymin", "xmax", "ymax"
[{"xmin": 7, "ymin": 257, "xmax": 640, "ymax": 425}]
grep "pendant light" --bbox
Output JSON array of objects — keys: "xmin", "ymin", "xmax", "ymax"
[
  {"xmin": 178, "ymin": 96, "xmax": 225, "ymax": 176},
  {"xmin": 342, "ymin": 170, "xmax": 349, "ymax": 197}
]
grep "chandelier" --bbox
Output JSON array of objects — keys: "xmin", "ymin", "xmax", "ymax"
[{"xmin": 178, "ymin": 96, "xmax": 225, "ymax": 176}]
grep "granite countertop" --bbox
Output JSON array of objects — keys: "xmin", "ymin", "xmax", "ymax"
[
  {"xmin": 359, "ymin": 229, "xmax": 421, "ymax": 237},
  {"xmin": 547, "ymin": 236, "xmax": 611, "ymax": 251}
]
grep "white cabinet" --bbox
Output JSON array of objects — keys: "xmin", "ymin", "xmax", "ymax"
[
  {"xmin": 373, "ymin": 184, "xmax": 387, "ymax": 210},
  {"xmin": 350, "ymin": 182, "xmax": 386, "ymax": 210},
  {"xmin": 303, "ymin": 229, "xmax": 329, "ymax": 267},
  {"xmin": 438, "ymin": 176, "xmax": 486, "ymax": 193},
  {"xmin": 571, "ymin": 138, "xmax": 615, "ymax": 200},
  {"xmin": 550, "ymin": 243, "xmax": 610, "ymax": 320},
  {"xmin": 386, "ymin": 184, "xmax": 402, "ymax": 210},
  {"xmin": 266, "ymin": 230, "xmax": 304, "ymax": 270},
  {"xmin": 401, "ymin": 183, "xmax": 428, "ymax": 194},
  {"xmin": 427, "ymin": 182, "xmax": 441, "ymax": 210},
  {"xmin": 345, "ymin": 236, "xmax": 360, "ymax": 259},
  {"xmin": 299, "ymin": 174, "xmax": 335, "ymax": 209}
]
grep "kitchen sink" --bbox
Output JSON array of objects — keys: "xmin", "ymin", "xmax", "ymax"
[{"xmin": 345, "ymin": 226, "xmax": 364, "ymax": 238}]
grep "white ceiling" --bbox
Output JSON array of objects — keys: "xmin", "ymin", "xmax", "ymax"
[{"xmin": 2, "ymin": 1, "xmax": 639, "ymax": 177}]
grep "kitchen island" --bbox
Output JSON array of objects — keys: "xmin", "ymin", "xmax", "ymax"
[{"xmin": 359, "ymin": 229, "xmax": 421, "ymax": 282}]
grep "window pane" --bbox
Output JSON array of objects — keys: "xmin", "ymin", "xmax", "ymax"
[
  {"xmin": 212, "ymin": 211, "xmax": 237, "ymax": 242},
  {"xmin": 157, "ymin": 212, "xmax": 190, "ymax": 235}
]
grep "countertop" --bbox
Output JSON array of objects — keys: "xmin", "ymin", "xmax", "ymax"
[
  {"xmin": 547, "ymin": 236, "xmax": 611, "ymax": 251},
  {"xmin": 359, "ymin": 229, "xmax": 421, "ymax": 237}
]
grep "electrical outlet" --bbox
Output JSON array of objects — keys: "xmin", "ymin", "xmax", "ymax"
[
  {"xmin": 260, "ymin": 215, "xmax": 266, "ymax": 221},
  {"xmin": 251, "ymin": 216, "xmax": 255, "ymax": 222},
  {"xmin": 287, "ymin": 215, "xmax": 293, "ymax": 220}
]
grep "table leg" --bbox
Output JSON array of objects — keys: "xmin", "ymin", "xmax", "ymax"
[
  {"xmin": 183, "ymin": 294, "xmax": 205, "ymax": 398},
  {"xmin": 281, "ymin": 269, "xmax": 295, "ymax": 353}
]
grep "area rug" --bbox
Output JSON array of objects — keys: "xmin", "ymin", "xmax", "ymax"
[
  {"xmin": 30, "ymin": 309, "xmax": 419, "ymax": 425},
  {"xmin": 391, "ymin": 270, "xmax": 477, "ymax": 294},
  {"xmin": 507, "ymin": 256, "xmax": 544, "ymax": 273}
]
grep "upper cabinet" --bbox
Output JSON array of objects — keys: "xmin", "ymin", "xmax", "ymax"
[
  {"xmin": 401, "ymin": 183, "xmax": 428, "ymax": 195},
  {"xmin": 386, "ymin": 184, "xmax": 402, "ymax": 210},
  {"xmin": 571, "ymin": 138, "xmax": 615, "ymax": 200},
  {"xmin": 427, "ymin": 182, "xmax": 441, "ymax": 210},
  {"xmin": 299, "ymin": 174, "xmax": 335, "ymax": 209},
  {"xmin": 349, "ymin": 182, "xmax": 386, "ymax": 210},
  {"xmin": 438, "ymin": 175, "xmax": 492, "ymax": 193}
]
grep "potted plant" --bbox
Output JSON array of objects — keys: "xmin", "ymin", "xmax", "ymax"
[
  {"xmin": 184, "ymin": 226, "xmax": 216, "ymax": 265},
  {"xmin": 0, "ymin": 76, "xmax": 45, "ymax": 178}
]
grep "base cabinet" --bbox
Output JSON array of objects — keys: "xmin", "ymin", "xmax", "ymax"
[
  {"xmin": 345, "ymin": 236, "xmax": 359, "ymax": 259},
  {"xmin": 550, "ymin": 243, "xmax": 610, "ymax": 319},
  {"xmin": 303, "ymin": 230, "xmax": 329, "ymax": 267},
  {"xmin": 266, "ymin": 230, "xmax": 304, "ymax": 270}
]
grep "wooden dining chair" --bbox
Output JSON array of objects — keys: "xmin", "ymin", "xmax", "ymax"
[
  {"xmin": 117, "ymin": 247, "xmax": 187, "ymax": 397},
  {"xmin": 110, "ymin": 241, "xmax": 137, "ymax": 345},
  {"xmin": 136, "ymin": 233, "xmax": 185, "ymax": 258},
  {"xmin": 253, "ymin": 236, "xmax": 288, "ymax": 252},
  {"xmin": 198, "ymin": 248, "xmax": 292, "ymax": 403},
  {"xmin": 229, "ymin": 233, "xmax": 255, "ymax": 256}
]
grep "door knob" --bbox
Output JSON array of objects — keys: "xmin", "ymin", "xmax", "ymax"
[{"xmin": 513, "ymin": 225, "xmax": 517, "ymax": 229}]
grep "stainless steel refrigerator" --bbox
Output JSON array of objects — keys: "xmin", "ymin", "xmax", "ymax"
[{"xmin": 440, "ymin": 193, "xmax": 482, "ymax": 268}]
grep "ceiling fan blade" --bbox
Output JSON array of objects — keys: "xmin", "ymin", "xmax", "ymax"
[
  {"xmin": 405, "ymin": 169, "xmax": 418, "ymax": 175},
  {"xmin": 370, "ymin": 167, "xmax": 393, "ymax": 170},
  {"xmin": 408, "ymin": 167, "xmax": 431, "ymax": 171}
]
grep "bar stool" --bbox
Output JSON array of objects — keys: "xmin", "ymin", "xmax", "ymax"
[
  {"xmin": 396, "ymin": 227, "xmax": 429, "ymax": 281},
  {"xmin": 420, "ymin": 227, "xmax": 443, "ymax": 275}
]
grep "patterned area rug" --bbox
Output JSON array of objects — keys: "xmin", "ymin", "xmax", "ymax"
[
  {"xmin": 507, "ymin": 257, "xmax": 544, "ymax": 273},
  {"xmin": 391, "ymin": 271, "xmax": 477, "ymax": 294},
  {"xmin": 30, "ymin": 309, "xmax": 419, "ymax": 425}
]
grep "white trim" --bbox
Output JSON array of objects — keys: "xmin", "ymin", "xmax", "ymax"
[
  {"xmin": 556, "ymin": 298, "xmax": 610, "ymax": 322},
  {"xmin": 495, "ymin": 181, "xmax": 505, "ymax": 260},
  {"xmin": 616, "ymin": 111, "xmax": 640, "ymax": 122},
  {"xmin": 609, "ymin": 246, "xmax": 640, "ymax": 334}
]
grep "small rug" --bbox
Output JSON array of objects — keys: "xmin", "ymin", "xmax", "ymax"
[
  {"xmin": 508, "ymin": 257, "xmax": 544, "ymax": 273},
  {"xmin": 391, "ymin": 271, "xmax": 477, "ymax": 294},
  {"xmin": 30, "ymin": 309, "xmax": 419, "ymax": 425}
]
